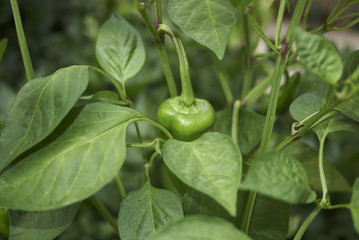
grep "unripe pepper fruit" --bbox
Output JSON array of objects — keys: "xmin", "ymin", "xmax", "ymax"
[{"xmin": 157, "ymin": 96, "xmax": 215, "ymax": 141}]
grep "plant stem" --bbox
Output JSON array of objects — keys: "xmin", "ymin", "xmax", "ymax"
[
  {"xmin": 241, "ymin": 14, "xmax": 253, "ymax": 97},
  {"xmin": 318, "ymin": 137, "xmax": 330, "ymax": 204},
  {"xmin": 90, "ymin": 195, "xmax": 119, "ymax": 236},
  {"xmin": 231, "ymin": 100, "xmax": 241, "ymax": 147},
  {"xmin": 115, "ymin": 174, "xmax": 127, "ymax": 198},
  {"xmin": 240, "ymin": 191, "xmax": 257, "ymax": 233},
  {"xmin": 293, "ymin": 206, "xmax": 321, "ymax": 240},
  {"xmin": 213, "ymin": 56, "xmax": 234, "ymax": 105},
  {"xmin": 136, "ymin": 117, "xmax": 173, "ymax": 139},
  {"xmin": 10, "ymin": 0, "xmax": 35, "ymax": 81},
  {"xmin": 134, "ymin": 0, "xmax": 178, "ymax": 97},
  {"xmin": 302, "ymin": 0, "xmax": 313, "ymax": 29},
  {"xmin": 157, "ymin": 24, "xmax": 195, "ymax": 106},
  {"xmin": 275, "ymin": 0, "xmax": 287, "ymax": 46},
  {"xmin": 241, "ymin": 73, "xmax": 272, "ymax": 108}
]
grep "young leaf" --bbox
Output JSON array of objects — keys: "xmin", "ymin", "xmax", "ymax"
[
  {"xmin": 289, "ymin": 92, "xmax": 321, "ymax": 121},
  {"xmin": 349, "ymin": 178, "xmax": 359, "ymax": 234},
  {"xmin": 241, "ymin": 152, "xmax": 317, "ymax": 204},
  {"xmin": 168, "ymin": 0, "xmax": 239, "ymax": 59},
  {"xmin": 0, "ymin": 102, "xmax": 145, "ymax": 211},
  {"xmin": 148, "ymin": 215, "xmax": 252, "ymax": 240},
  {"xmin": 0, "ymin": 38, "xmax": 8, "ymax": 63},
  {"xmin": 213, "ymin": 108, "xmax": 265, "ymax": 155},
  {"xmin": 283, "ymin": 140, "xmax": 352, "ymax": 192},
  {"xmin": 162, "ymin": 132, "xmax": 242, "ymax": 216},
  {"xmin": 0, "ymin": 66, "xmax": 89, "ymax": 172},
  {"xmin": 96, "ymin": 15, "xmax": 145, "ymax": 83},
  {"xmin": 90, "ymin": 90, "xmax": 124, "ymax": 105},
  {"xmin": 118, "ymin": 182, "xmax": 184, "ymax": 240},
  {"xmin": 295, "ymin": 28, "xmax": 343, "ymax": 85},
  {"xmin": 8, "ymin": 204, "xmax": 80, "ymax": 240}
]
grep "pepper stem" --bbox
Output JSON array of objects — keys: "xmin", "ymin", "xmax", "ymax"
[{"xmin": 157, "ymin": 24, "xmax": 195, "ymax": 106}]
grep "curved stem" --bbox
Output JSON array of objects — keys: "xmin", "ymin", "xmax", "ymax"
[
  {"xmin": 157, "ymin": 24, "xmax": 195, "ymax": 106},
  {"xmin": 213, "ymin": 55, "xmax": 234, "ymax": 105},
  {"xmin": 10, "ymin": 0, "xmax": 35, "ymax": 81},
  {"xmin": 240, "ymin": 191, "xmax": 257, "ymax": 234},
  {"xmin": 294, "ymin": 206, "xmax": 321, "ymax": 240},
  {"xmin": 134, "ymin": 0, "xmax": 178, "ymax": 97},
  {"xmin": 90, "ymin": 195, "xmax": 119, "ymax": 236},
  {"xmin": 136, "ymin": 117, "xmax": 173, "ymax": 139},
  {"xmin": 115, "ymin": 174, "xmax": 127, "ymax": 198},
  {"xmin": 318, "ymin": 137, "xmax": 330, "ymax": 204},
  {"xmin": 231, "ymin": 100, "xmax": 241, "ymax": 147}
]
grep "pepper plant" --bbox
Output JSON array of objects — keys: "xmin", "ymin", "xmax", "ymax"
[{"xmin": 1, "ymin": 0, "xmax": 359, "ymax": 239}]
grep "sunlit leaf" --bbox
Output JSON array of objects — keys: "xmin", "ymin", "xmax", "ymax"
[
  {"xmin": 96, "ymin": 15, "xmax": 145, "ymax": 83},
  {"xmin": 0, "ymin": 102, "xmax": 145, "ymax": 211},
  {"xmin": 162, "ymin": 132, "xmax": 242, "ymax": 216},
  {"xmin": 0, "ymin": 66, "xmax": 89, "ymax": 172}
]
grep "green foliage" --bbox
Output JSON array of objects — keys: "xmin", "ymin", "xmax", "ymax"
[
  {"xmin": 168, "ymin": 0, "xmax": 239, "ymax": 59},
  {"xmin": 295, "ymin": 28, "xmax": 343, "ymax": 85},
  {"xmin": 162, "ymin": 132, "xmax": 242, "ymax": 216},
  {"xmin": 148, "ymin": 215, "xmax": 252, "ymax": 240},
  {"xmin": 1, "ymin": 0, "xmax": 359, "ymax": 239},
  {"xmin": 96, "ymin": 15, "xmax": 145, "ymax": 84},
  {"xmin": 242, "ymin": 152, "xmax": 317, "ymax": 204},
  {"xmin": 118, "ymin": 182, "xmax": 183, "ymax": 240}
]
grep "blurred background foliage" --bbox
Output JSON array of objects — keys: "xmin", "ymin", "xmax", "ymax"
[{"xmin": 0, "ymin": 0, "xmax": 359, "ymax": 239}]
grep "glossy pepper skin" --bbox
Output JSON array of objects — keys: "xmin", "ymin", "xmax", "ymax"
[{"xmin": 157, "ymin": 97, "xmax": 215, "ymax": 141}]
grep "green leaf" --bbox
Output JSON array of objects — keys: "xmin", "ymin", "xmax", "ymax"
[
  {"xmin": 289, "ymin": 92, "xmax": 321, "ymax": 121},
  {"xmin": 241, "ymin": 152, "xmax": 316, "ymax": 204},
  {"xmin": 283, "ymin": 141, "xmax": 352, "ymax": 192},
  {"xmin": 349, "ymin": 177, "xmax": 359, "ymax": 234},
  {"xmin": 168, "ymin": 0, "xmax": 239, "ymax": 59},
  {"xmin": 162, "ymin": 132, "xmax": 242, "ymax": 216},
  {"xmin": 0, "ymin": 102, "xmax": 145, "ymax": 211},
  {"xmin": 213, "ymin": 108, "xmax": 265, "ymax": 155},
  {"xmin": 118, "ymin": 182, "xmax": 184, "ymax": 240},
  {"xmin": 90, "ymin": 90, "xmax": 124, "ymax": 105},
  {"xmin": 0, "ymin": 208, "xmax": 9, "ymax": 238},
  {"xmin": 336, "ymin": 96, "xmax": 359, "ymax": 122},
  {"xmin": 313, "ymin": 113, "xmax": 359, "ymax": 140},
  {"xmin": 148, "ymin": 215, "xmax": 252, "ymax": 240},
  {"xmin": 341, "ymin": 50, "xmax": 359, "ymax": 81},
  {"xmin": 0, "ymin": 66, "xmax": 89, "ymax": 172},
  {"xmin": 96, "ymin": 15, "xmax": 145, "ymax": 83},
  {"xmin": 295, "ymin": 28, "xmax": 343, "ymax": 85},
  {"xmin": 8, "ymin": 204, "xmax": 80, "ymax": 240},
  {"xmin": 0, "ymin": 38, "xmax": 8, "ymax": 63},
  {"xmin": 246, "ymin": 194, "xmax": 290, "ymax": 240}
]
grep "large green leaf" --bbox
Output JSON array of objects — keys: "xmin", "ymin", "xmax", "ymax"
[
  {"xmin": 148, "ymin": 215, "xmax": 252, "ymax": 240},
  {"xmin": 168, "ymin": 0, "xmax": 239, "ymax": 59},
  {"xmin": 295, "ymin": 28, "xmax": 343, "ymax": 85},
  {"xmin": 213, "ymin": 108, "xmax": 265, "ymax": 155},
  {"xmin": 0, "ymin": 66, "xmax": 89, "ymax": 172},
  {"xmin": 8, "ymin": 204, "xmax": 80, "ymax": 240},
  {"xmin": 0, "ymin": 38, "xmax": 8, "ymax": 63},
  {"xmin": 162, "ymin": 132, "xmax": 242, "ymax": 216},
  {"xmin": 241, "ymin": 152, "xmax": 316, "ymax": 204},
  {"xmin": 96, "ymin": 15, "xmax": 145, "ymax": 83},
  {"xmin": 349, "ymin": 177, "xmax": 359, "ymax": 234},
  {"xmin": 283, "ymin": 141, "xmax": 352, "ymax": 192},
  {"xmin": 118, "ymin": 182, "xmax": 184, "ymax": 240},
  {"xmin": 0, "ymin": 102, "xmax": 145, "ymax": 211}
]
